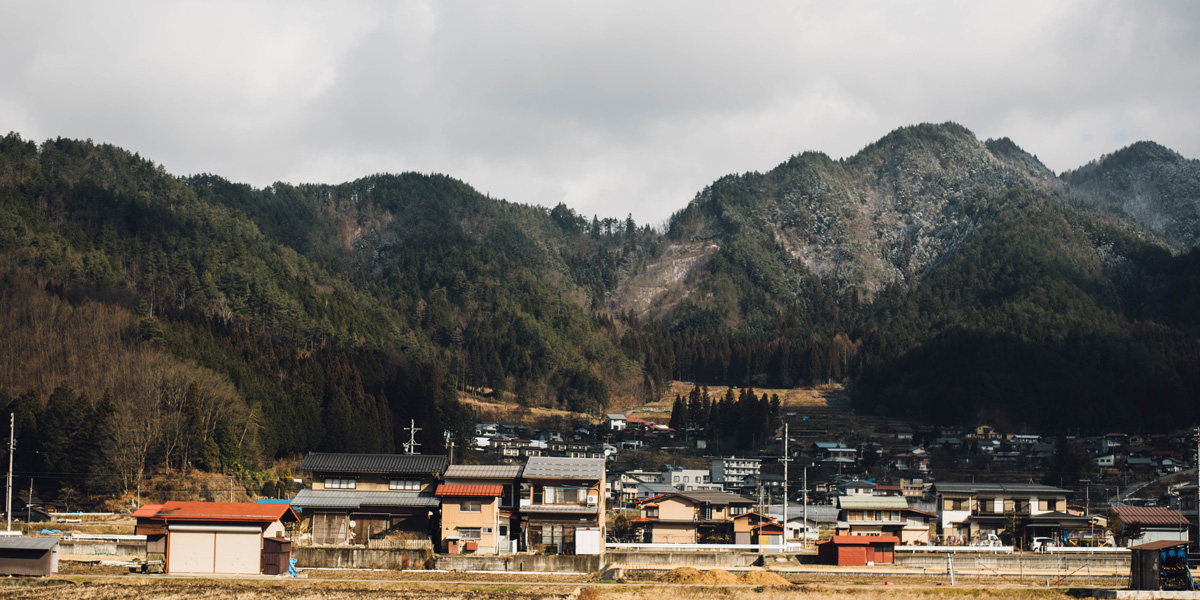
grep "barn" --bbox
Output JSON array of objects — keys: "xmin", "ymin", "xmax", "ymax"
[
  {"xmin": 816, "ymin": 535, "xmax": 899, "ymax": 566},
  {"xmin": 134, "ymin": 501, "xmax": 298, "ymax": 575}
]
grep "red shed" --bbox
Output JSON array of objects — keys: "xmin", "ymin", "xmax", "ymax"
[{"xmin": 816, "ymin": 535, "xmax": 899, "ymax": 566}]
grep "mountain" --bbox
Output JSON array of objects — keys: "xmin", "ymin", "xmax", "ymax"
[
  {"xmin": 3, "ymin": 124, "xmax": 1200, "ymax": 508},
  {"xmin": 1061, "ymin": 141, "xmax": 1200, "ymax": 249}
]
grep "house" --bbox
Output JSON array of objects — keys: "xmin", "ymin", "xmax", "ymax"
[
  {"xmin": 292, "ymin": 452, "xmax": 447, "ymax": 545},
  {"xmin": 731, "ymin": 512, "xmax": 783, "ymax": 546},
  {"xmin": 661, "ymin": 465, "xmax": 713, "ymax": 491},
  {"xmin": 610, "ymin": 469, "xmax": 660, "ymax": 505},
  {"xmin": 742, "ymin": 473, "xmax": 785, "ymax": 498},
  {"xmin": 438, "ymin": 464, "xmax": 523, "ymax": 555},
  {"xmin": 836, "ymin": 495, "xmax": 934, "ymax": 544},
  {"xmin": 519, "ymin": 457, "xmax": 606, "ymax": 554},
  {"xmin": 1110, "ymin": 506, "xmax": 1191, "ymax": 545},
  {"xmin": 607, "ymin": 414, "xmax": 627, "ymax": 431},
  {"xmin": 637, "ymin": 481, "xmax": 679, "ymax": 500},
  {"xmin": 133, "ymin": 501, "xmax": 298, "ymax": 575},
  {"xmin": 930, "ymin": 482, "xmax": 1069, "ymax": 543},
  {"xmin": 633, "ymin": 490, "xmax": 754, "ymax": 544},
  {"xmin": 837, "ymin": 480, "xmax": 876, "ymax": 497},
  {"xmin": 711, "ymin": 457, "xmax": 761, "ymax": 491},
  {"xmin": 767, "ymin": 504, "xmax": 839, "ymax": 541}
]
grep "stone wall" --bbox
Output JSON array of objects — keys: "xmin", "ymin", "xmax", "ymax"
[
  {"xmin": 606, "ymin": 550, "xmax": 761, "ymax": 568},
  {"xmin": 436, "ymin": 554, "xmax": 602, "ymax": 573}
]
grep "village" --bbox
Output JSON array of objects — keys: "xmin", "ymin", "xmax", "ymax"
[{"xmin": 2, "ymin": 388, "xmax": 1199, "ymax": 591}]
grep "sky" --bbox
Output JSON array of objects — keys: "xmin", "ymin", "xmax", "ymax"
[{"xmin": 2, "ymin": 1, "xmax": 1198, "ymax": 225}]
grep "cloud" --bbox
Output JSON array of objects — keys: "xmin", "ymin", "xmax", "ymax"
[{"xmin": 1, "ymin": 0, "xmax": 1197, "ymax": 223}]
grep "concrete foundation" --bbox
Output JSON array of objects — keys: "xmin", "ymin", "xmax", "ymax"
[
  {"xmin": 437, "ymin": 554, "xmax": 602, "ymax": 573},
  {"xmin": 606, "ymin": 550, "xmax": 762, "ymax": 568}
]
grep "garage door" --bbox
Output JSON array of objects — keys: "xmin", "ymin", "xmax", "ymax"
[
  {"xmin": 214, "ymin": 531, "xmax": 261, "ymax": 574},
  {"xmin": 168, "ymin": 531, "xmax": 216, "ymax": 573}
]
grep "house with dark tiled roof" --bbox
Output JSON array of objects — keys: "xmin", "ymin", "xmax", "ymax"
[
  {"xmin": 632, "ymin": 490, "xmax": 754, "ymax": 543},
  {"xmin": 292, "ymin": 452, "xmax": 447, "ymax": 546},
  {"xmin": 519, "ymin": 457, "xmax": 606, "ymax": 554},
  {"xmin": 930, "ymin": 482, "xmax": 1069, "ymax": 543}
]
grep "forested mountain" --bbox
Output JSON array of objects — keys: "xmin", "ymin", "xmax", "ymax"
[
  {"xmin": 1061, "ymin": 141, "xmax": 1200, "ymax": 248},
  {"xmin": 1, "ymin": 123, "xmax": 1199, "ymax": 507}
]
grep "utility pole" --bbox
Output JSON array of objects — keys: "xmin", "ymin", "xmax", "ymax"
[
  {"xmin": 803, "ymin": 466, "xmax": 809, "ymax": 550},
  {"xmin": 229, "ymin": 474, "xmax": 234, "ymax": 502},
  {"xmin": 6, "ymin": 414, "xmax": 13, "ymax": 532},
  {"xmin": 782, "ymin": 423, "xmax": 789, "ymax": 549},
  {"xmin": 403, "ymin": 420, "xmax": 422, "ymax": 455},
  {"xmin": 444, "ymin": 431, "xmax": 456, "ymax": 465}
]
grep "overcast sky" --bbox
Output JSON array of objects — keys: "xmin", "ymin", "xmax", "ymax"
[{"xmin": 2, "ymin": 1, "xmax": 1198, "ymax": 224}]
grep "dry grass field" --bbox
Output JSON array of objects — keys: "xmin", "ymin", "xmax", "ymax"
[{"xmin": 0, "ymin": 577, "xmax": 1085, "ymax": 600}]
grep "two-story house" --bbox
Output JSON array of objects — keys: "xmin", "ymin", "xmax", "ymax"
[
  {"xmin": 633, "ymin": 490, "xmax": 754, "ymax": 544},
  {"xmin": 292, "ymin": 452, "xmax": 447, "ymax": 546},
  {"xmin": 437, "ymin": 464, "xmax": 523, "ymax": 554},
  {"xmin": 930, "ymin": 482, "xmax": 1069, "ymax": 543},
  {"xmin": 519, "ymin": 457, "xmax": 606, "ymax": 555},
  {"xmin": 836, "ymin": 495, "xmax": 934, "ymax": 544}
]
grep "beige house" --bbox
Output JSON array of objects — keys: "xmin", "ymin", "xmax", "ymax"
[
  {"xmin": 292, "ymin": 453, "xmax": 447, "ymax": 545},
  {"xmin": 836, "ymin": 495, "xmax": 934, "ymax": 545},
  {"xmin": 931, "ymin": 482, "xmax": 1069, "ymax": 543},
  {"xmin": 438, "ymin": 464, "xmax": 523, "ymax": 554},
  {"xmin": 634, "ymin": 490, "xmax": 754, "ymax": 544},
  {"xmin": 520, "ymin": 457, "xmax": 606, "ymax": 554}
]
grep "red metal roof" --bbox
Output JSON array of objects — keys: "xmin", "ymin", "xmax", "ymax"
[
  {"xmin": 1111, "ymin": 506, "xmax": 1190, "ymax": 527},
  {"xmin": 435, "ymin": 484, "xmax": 503, "ymax": 497},
  {"xmin": 148, "ymin": 501, "xmax": 299, "ymax": 523},
  {"xmin": 132, "ymin": 504, "xmax": 163, "ymax": 518},
  {"xmin": 822, "ymin": 535, "xmax": 900, "ymax": 545}
]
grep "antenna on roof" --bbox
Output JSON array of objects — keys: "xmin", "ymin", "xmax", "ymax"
[{"xmin": 403, "ymin": 420, "xmax": 421, "ymax": 454}]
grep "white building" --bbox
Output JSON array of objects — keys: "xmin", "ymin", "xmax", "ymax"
[{"xmin": 710, "ymin": 457, "xmax": 761, "ymax": 491}]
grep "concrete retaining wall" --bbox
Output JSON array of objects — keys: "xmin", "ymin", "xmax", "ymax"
[
  {"xmin": 437, "ymin": 554, "xmax": 602, "ymax": 573},
  {"xmin": 896, "ymin": 552, "xmax": 1129, "ymax": 572},
  {"xmin": 606, "ymin": 550, "xmax": 761, "ymax": 568},
  {"xmin": 57, "ymin": 540, "xmax": 146, "ymax": 558},
  {"xmin": 293, "ymin": 546, "xmax": 430, "ymax": 570}
]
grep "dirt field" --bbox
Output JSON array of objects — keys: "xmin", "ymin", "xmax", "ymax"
[{"xmin": 0, "ymin": 576, "xmax": 1087, "ymax": 600}]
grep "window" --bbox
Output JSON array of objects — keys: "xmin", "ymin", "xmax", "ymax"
[
  {"xmin": 1038, "ymin": 499, "xmax": 1052, "ymax": 511},
  {"xmin": 542, "ymin": 525, "xmax": 563, "ymax": 546},
  {"xmin": 458, "ymin": 527, "xmax": 481, "ymax": 539},
  {"xmin": 325, "ymin": 478, "xmax": 355, "ymax": 489},
  {"xmin": 544, "ymin": 487, "xmax": 581, "ymax": 505},
  {"xmin": 461, "ymin": 500, "xmax": 482, "ymax": 513},
  {"xmin": 646, "ymin": 507, "xmax": 659, "ymax": 518},
  {"xmin": 390, "ymin": 479, "xmax": 420, "ymax": 490},
  {"xmin": 683, "ymin": 476, "xmax": 690, "ymax": 483},
  {"xmin": 944, "ymin": 498, "xmax": 966, "ymax": 511},
  {"xmin": 674, "ymin": 476, "xmax": 680, "ymax": 482},
  {"xmin": 730, "ymin": 505, "xmax": 748, "ymax": 516}
]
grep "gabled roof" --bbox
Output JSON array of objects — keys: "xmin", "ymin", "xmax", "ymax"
[
  {"xmin": 132, "ymin": 504, "xmax": 163, "ymax": 518},
  {"xmin": 0, "ymin": 537, "xmax": 59, "ymax": 550},
  {"xmin": 931, "ymin": 482, "xmax": 1068, "ymax": 495},
  {"xmin": 290, "ymin": 489, "xmax": 439, "ymax": 509},
  {"xmin": 435, "ymin": 484, "xmax": 503, "ymax": 497},
  {"xmin": 671, "ymin": 490, "xmax": 753, "ymax": 506},
  {"xmin": 821, "ymin": 535, "xmax": 900, "ymax": 545},
  {"xmin": 444, "ymin": 464, "xmax": 523, "ymax": 479},
  {"xmin": 1111, "ymin": 506, "xmax": 1190, "ymax": 527},
  {"xmin": 146, "ymin": 501, "xmax": 298, "ymax": 523},
  {"xmin": 523, "ymin": 457, "xmax": 605, "ymax": 480},
  {"xmin": 837, "ymin": 495, "xmax": 910, "ymax": 510},
  {"xmin": 300, "ymin": 452, "xmax": 448, "ymax": 476}
]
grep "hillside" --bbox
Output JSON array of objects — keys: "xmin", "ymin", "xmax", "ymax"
[
  {"xmin": 3, "ymin": 125, "xmax": 1200, "ymax": 509},
  {"xmin": 1062, "ymin": 141, "xmax": 1200, "ymax": 249}
]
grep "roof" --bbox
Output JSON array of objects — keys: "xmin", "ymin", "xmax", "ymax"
[
  {"xmin": 838, "ymin": 496, "xmax": 910, "ymax": 510},
  {"xmin": 444, "ymin": 464, "xmax": 523, "ymax": 479},
  {"xmin": 0, "ymin": 537, "xmax": 59, "ymax": 550},
  {"xmin": 521, "ymin": 504, "xmax": 600, "ymax": 515},
  {"xmin": 606, "ymin": 414, "xmax": 626, "ymax": 420},
  {"xmin": 435, "ymin": 484, "xmax": 503, "ymax": 497},
  {"xmin": 931, "ymin": 482, "xmax": 1068, "ymax": 495},
  {"xmin": 1129, "ymin": 540, "xmax": 1191, "ymax": 551},
  {"xmin": 147, "ymin": 501, "xmax": 299, "ymax": 523},
  {"xmin": 821, "ymin": 535, "xmax": 901, "ymax": 545},
  {"xmin": 132, "ymin": 504, "xmax": 163, "ymax": 518},
  {"xmin": 672, "ymin": 490, "xmax": 753, "ymax": 506},
  {"xmin": 1111, "ymin": 506, "xmax": 1190, "ymax": 527},
  {"xmin": 300, "ymin": 452, "xmax": 448, "ymax": 475},
  {"xmin": 291, "ymin": 489, "xmax": 440, "ymax": 509},
  {"xmin": 523, "ymin": 457, "xmax": 605, "ymax": 480},
  {"xmin": 839, "ymin": 481, "xmax": 876, "ymax": 489}
]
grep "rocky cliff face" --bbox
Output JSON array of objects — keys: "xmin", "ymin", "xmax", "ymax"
[{"xmin": 613, "ymin": 122, "xmax": 1072, "ymax": 322}]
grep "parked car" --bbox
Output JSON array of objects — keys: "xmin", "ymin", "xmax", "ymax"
[
  {"xmin": 1029, "ymin": 537, "xmax": 1056, "ymax": 553},
  {"xmin": 971, "ymin": 533, "xmax": 1002, "ymax": 547}
]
